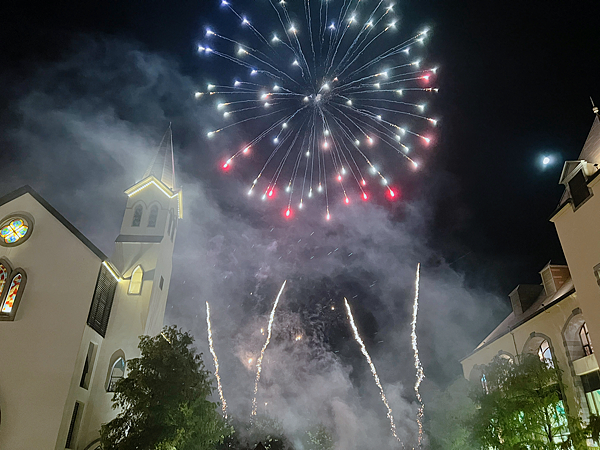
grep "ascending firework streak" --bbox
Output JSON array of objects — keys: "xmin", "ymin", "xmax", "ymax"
[
  {"xmin": 411, "ymin": 264, "xmax": 424, "ymax": 447},
  {"xmin": 206, "ymin": 302, "xmax": 227, "ymax": 416},
  {"xmin": 344, "ymin": 297, "xmax": 401, "ymax": 443},
  {"xmin": 251, "ymin": 280, "xmax": 287, "ymax": 418}
]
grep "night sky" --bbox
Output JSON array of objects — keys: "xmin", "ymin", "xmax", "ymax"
[
  {"xmin": 4, "ymin": 0, "xmax": 600, "ymax": 293},
  {"xmin": 1, "ymin": 0, "xmax": 600, "ymax": 445}
]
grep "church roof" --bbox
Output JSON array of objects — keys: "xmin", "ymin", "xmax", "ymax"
[
  {"xmin": 461, "ymin": 277, "xmax": 575, "ymax": 361},
  {"xmin": 555, "ymin": 114, "xmax": 600, "ymax": 209},
  {"xmin": 578, "ymin": 115, "xmax": 600, "ymax": 164},
  {"xmin": 0, "ymin": 185, "xmax": 108, "ymax": 261},
  {"xmin": 142, "ymin": 125, "xmax": 176, "ymax": 190}
]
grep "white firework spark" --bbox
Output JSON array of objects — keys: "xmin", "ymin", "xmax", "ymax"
[
  {"xmin": 251, "ymin": 280, "xmax": 287, "ymax": 417},
  {"xmin": 206, "ymin": 301, "xmax": 228, "ymax": 416},
  {"xmin": 197, "ymin": 0, "xmax": 438, "ymax": 220},
  {"xmin": 344, "ymin": 297, "xmax": 401, "ymax": 443},
  {"xmin": 411, "ymin": 263, "xmax": 424, "ymax": 447}
]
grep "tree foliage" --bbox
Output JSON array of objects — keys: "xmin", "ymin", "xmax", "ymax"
[
  {"xmin": 100, "ymin": 326, "xmax": 229, "ymax": 450},
  {"xmin": 470, "ymin": 354, "xmax": 573, "ymax": 450}
]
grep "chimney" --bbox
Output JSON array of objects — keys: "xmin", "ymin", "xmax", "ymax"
[
  {"xmin": 509, "ymin": 284, "xmax": 543, "ymax": 316},
  {"xmin": 539, "ymin": 263, "xmax": 570, "ymax": 297}
]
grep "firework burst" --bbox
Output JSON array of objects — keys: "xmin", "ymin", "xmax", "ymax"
[
  {"xmin": 252, "ymin": 280, "xmax": 287, "ymax": 418},
  {"xmin": 206, "ymin": 302, "xmax": 228, "ymax": 416},
  {"xmin": 410, "ymin": 264, "xmax": 424, "ymax": 447},
  {"xmin": 197, "ymin": 0, "xmax": 437, "ymax": 220},
  {"xmin": 344, "ymin": 297, "xmax": 401, "ymax": 443}
]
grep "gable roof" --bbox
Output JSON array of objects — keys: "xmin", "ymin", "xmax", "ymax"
[
  {"xmin": 461, "ymin": 277, "xmax": 575, "ymax": 361},
  {"xmin": 579, "ymin": 116, "xmax": 600, "ymax": 164},
  {"xmin": 0, "ymin": 185, "xmax": 108, "ymax": 261}
]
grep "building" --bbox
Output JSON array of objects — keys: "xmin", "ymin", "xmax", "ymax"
[
  {"xmin": 461, "ymin": 107, "xmax": 600, "ymax": 426},
  {"xmin": 0, "ymin": 127, "xmax": 183, "ymax": 450}
]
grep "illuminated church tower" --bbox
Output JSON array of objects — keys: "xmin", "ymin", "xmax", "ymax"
[
  {"xmin": 0, "ymin": 126, "xmax": 183, "ymax": 450},
  {"xmin": 75, "ymin": 126, "xmax": 183, "ymax": 448}
]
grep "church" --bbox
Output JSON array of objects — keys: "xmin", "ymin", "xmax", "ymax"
[
  {"xmin": 0, "ymin": 128, "xmax": 182, "ymax": 450},
  {"xmin": 462, "ymin": 106, "xmax": 600, "ymax": 428}
]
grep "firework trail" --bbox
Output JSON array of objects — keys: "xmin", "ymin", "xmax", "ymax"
[
  {"xmin": 410, "ymin": 264, "xmax": 424, "ymax": 447},
  {"xmin": 196, "ymin": 0, "xmax": 438, "ymax": 220},
  {"xmin": 206, "ymin": 302, "xmax": 227, "ymax": 416},
  {"xmin": 344, "ymin": 297, "xmax": 401, "ymax": 443},
  {"xmin": 251, "ymin": 280, "xmax": 287, "ymax": 418}
]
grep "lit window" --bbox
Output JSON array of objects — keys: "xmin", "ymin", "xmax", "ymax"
[
  {"xmin": 132, "ymin": 205, "xmax": 143, "ymax": 227},
  {"xmin": 128, "ymin": 266, "xmax": 143, "ymax": 295},
  {"xmin": 580, "ymin": 323, "xmax": 594, "ymax": 356},
  {"xmin": 107, "ymin": 357, "xmax": 126, "ymax": 392},
  {"xmin": 1, "ymin": 273, "xmax": 23, "ymax": 314},
  {"xmin": 538, "ymin": 340, "xmax": 554, "ymax": 368},
  {"xmin": 481, "ymin": 373, "xmax": 489, "ymax": 394},
  {"xmin": 0, "ymin": 263, "xmax": 9, "ymax": 297},
  {"xmin": 0, "ymin": 218, "xmax": 30, "ymax": 245},
  {"xmin": 148, "ymin": 205, "xmax": 158, "ymax": 227}
]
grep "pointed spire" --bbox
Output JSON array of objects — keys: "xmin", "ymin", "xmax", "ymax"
[
  {"xmin": 143, "ymin": 124, "xmax": 176, "ymax": 190},
  {"xmin": 592, "ymin": 97, "xmax": 599, "ymax": 117}
]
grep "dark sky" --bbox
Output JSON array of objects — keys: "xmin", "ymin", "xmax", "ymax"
[
  {"xmin": 4, "ymin": 0, "xmax": 599, "ymax": 293},
  {"xmin": 1, "ymin": 0, "xmax": 599, "ymax": 446}
]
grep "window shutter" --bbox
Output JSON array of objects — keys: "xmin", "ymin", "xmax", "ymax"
[{"xmin": 87, "ymin": 265, "xmax": 117, "ymax": 337}]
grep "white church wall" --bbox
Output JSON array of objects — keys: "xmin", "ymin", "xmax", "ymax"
[
  {"xmin": 552, "ymin": 174, "xmax": 600, "ymax": 368},
  {"xmin": 0, "ymin": 193, "xmax": 102, "ymax": 450}
]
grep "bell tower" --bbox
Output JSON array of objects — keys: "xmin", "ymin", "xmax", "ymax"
[{"xmin": 111, "ymin": 125, "xmax": 183, "ymax": 335}]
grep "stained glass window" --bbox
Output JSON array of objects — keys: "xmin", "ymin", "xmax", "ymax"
[
  {"xmin": 132, "ymin": 205, "xmax": 143, "ymax": 227},
  {"xmin": 0, "ymin": 263, "xmax": 8, "ymax": 298},
  {"xmin": 1, "ymin": 273, "xmax": 22, "ymax": 314},
  {"xmin": 0, "ymin": 218, "xmax": 29, "ymax": 244},
  {"xmin": 148, "ymin": 206, "xmax": 158, "ymax": 227}
]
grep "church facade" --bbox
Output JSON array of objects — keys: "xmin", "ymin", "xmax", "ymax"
[
  {"xmin": 0, "ymin": 128, "xmax": 182, "ymax": 450},
  {"xmin": 461, "ymin": 109, "xmax": 600, "ymax": 428}
]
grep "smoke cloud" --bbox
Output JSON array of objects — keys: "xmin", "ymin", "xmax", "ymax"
[{"xmin": 0, "ymin": 36, "xmax": 509, "ymax": 448}]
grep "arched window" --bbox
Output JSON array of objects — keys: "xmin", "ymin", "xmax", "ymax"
[
  {"xmin": 0, "ymin": 270, "xmax": 27, "ymax": 320},
  {"xmin": 167, "ymin": 209, "xmax": 174, "ymax": 235},
  {"xmin": 580, "ymin": 323, "xmax": 594, "ymax": 356},
  {"xmin": 107, "ymin": 357, "xmax": 126, "ymax": 392},
  {"xmin": 0, "ymin": 262, "xmax": 9, "ymax": 298},
  {"xmin": 128, "ymin": 266, "xmax": 143, "ymax": 295},
  {"xmin": 132, "ymin": 205, "xmax": 143, "ymax": 227},
  {"xmin": 538, "ymin": 340, "xmax": 554, "ymax": 368},
  {"xmin": 148, "ymin": 205, "xmax": 158, "ymax": 228}
]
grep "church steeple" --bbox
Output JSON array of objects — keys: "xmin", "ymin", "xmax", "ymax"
[
  {"xmin": 141, "ymin": 124, "xmax": 176, "ymax": 190},
  {"xmin": 110, "ymin": 126, "xmax": 183, "ymax": 336}
]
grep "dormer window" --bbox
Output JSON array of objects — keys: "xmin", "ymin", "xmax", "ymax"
[{"xmin": 567, "ymin": 169, "xmax": 591, "ymax": 208}]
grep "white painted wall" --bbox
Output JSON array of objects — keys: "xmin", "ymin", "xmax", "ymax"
[{"xmin": 0, "ymin": 193, "xmax": 102, "ymax": 450}]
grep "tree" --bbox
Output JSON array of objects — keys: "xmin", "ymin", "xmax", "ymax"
[
  {"xmin": 470, "ymin": 353, "xmax": 573, "ymax": 450},
  {"xmin": 100, "ymin": 326, "xmax": 229, "ymax": 450}
]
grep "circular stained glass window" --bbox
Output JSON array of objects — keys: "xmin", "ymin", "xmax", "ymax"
[{"xmin": 0, "ymin": 218, "xmax": 30, "ymax": 245}]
